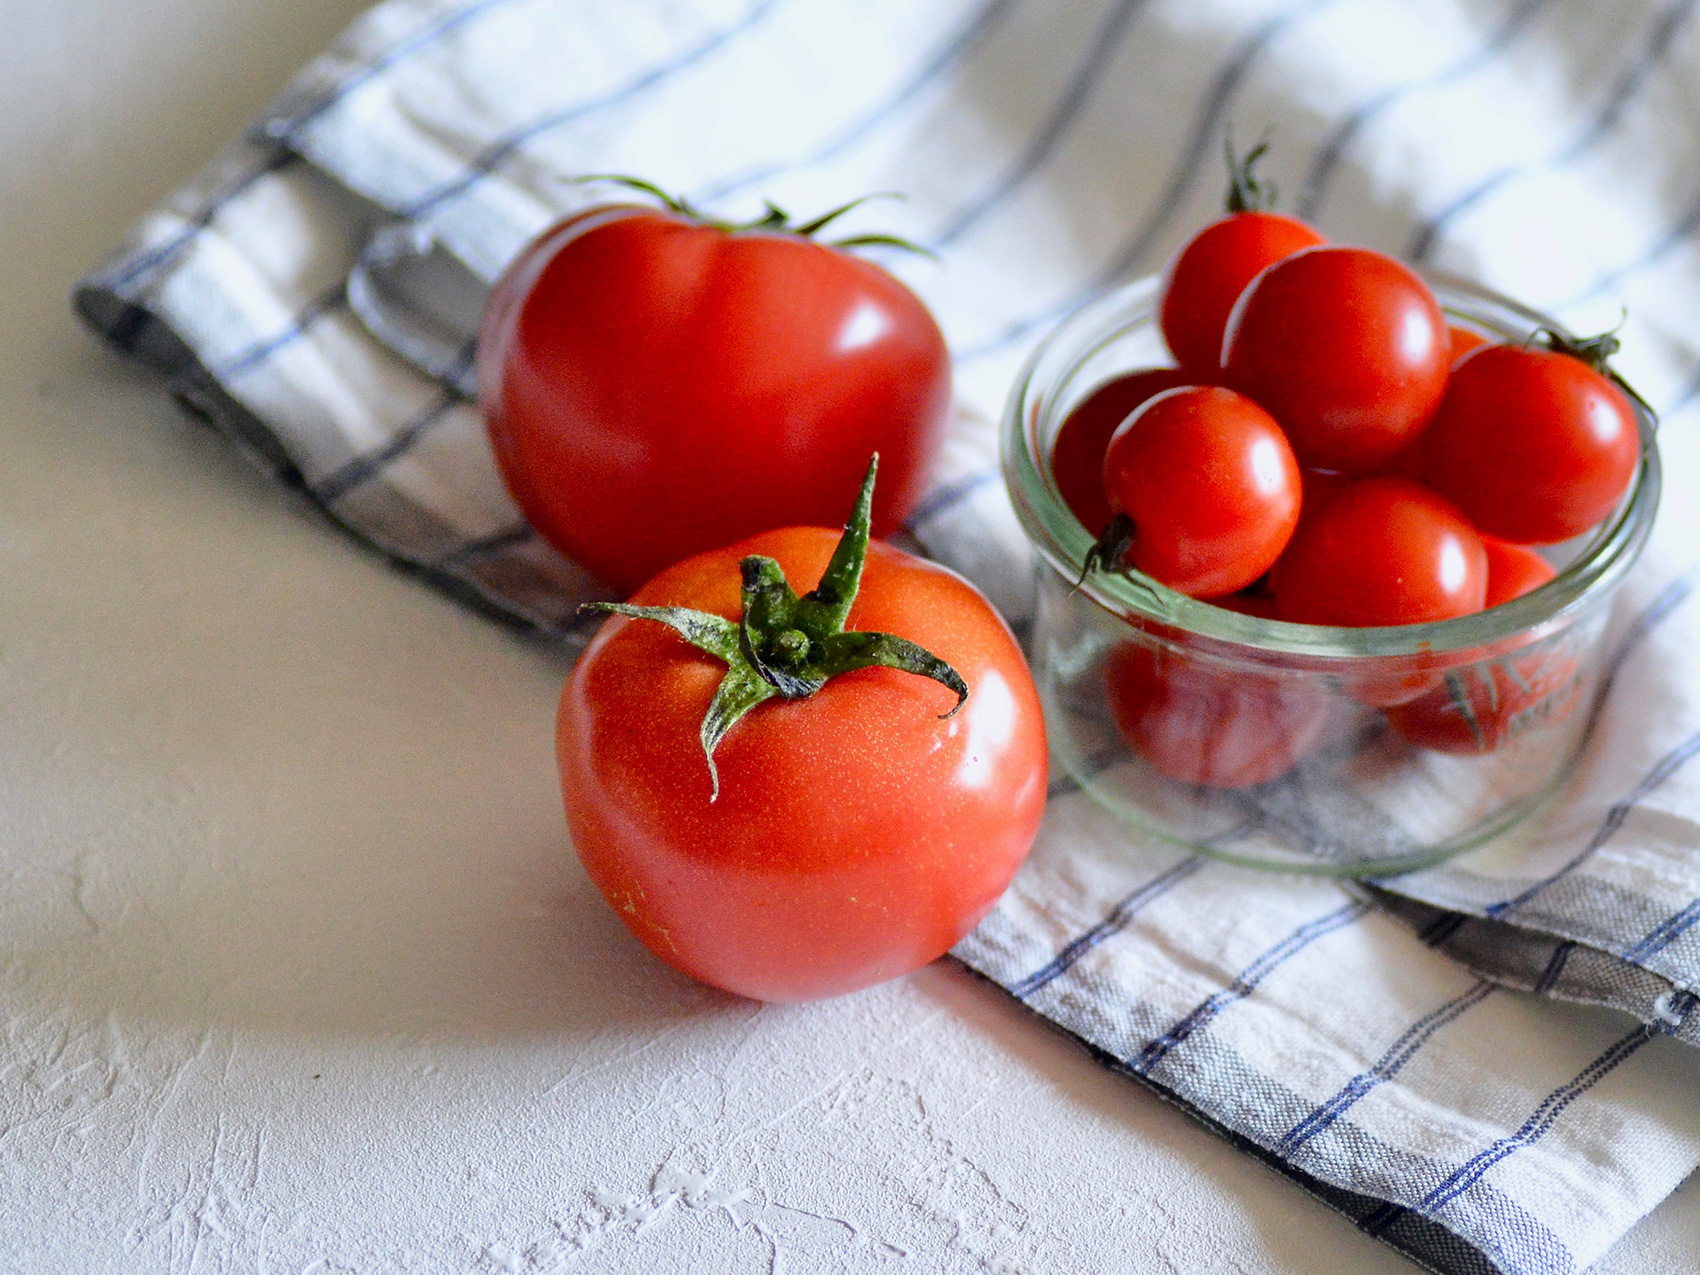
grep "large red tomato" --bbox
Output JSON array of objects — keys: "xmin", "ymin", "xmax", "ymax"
[
  {"xmin": 479, "ymin": 204, "xmax": 951, "ymax": 592},
  {"xmin": 559, "ymin": 524, "xmax": 1047, "ymax": 1003}
]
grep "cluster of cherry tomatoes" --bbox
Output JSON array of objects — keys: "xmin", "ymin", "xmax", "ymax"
[
  {"xmin": 1051, "ymin": 144, "xmax": 1647, "ymax": 782},
  {"xmin": 1054, "ymin": 145, "xmax": 1643, "ymax": 632}
]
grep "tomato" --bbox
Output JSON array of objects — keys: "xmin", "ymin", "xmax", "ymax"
[
  {"xmin": 479, "ymin": 202, "xmax": 951, "ymax": 593},
  {"xmin": 1386, "ymin": 643, "xmax": 1584, "ymax": 755},
  {"xmin": 1093, "ymin": 386, "xmax": 1301, "ymax": 599},
  {"xmin": 1222, "ymin": 247, "xmax": 1449, "ymax": 474},
  {"xmin": 559, "ymin": 520, "xmax": 1047, "ymax": 1003},
  {"xmin": 1483, "ymin": 538, "xmax": 1557, "ymax": 608},
  {"xmin": 1157, "ymin": 137, "xmax": 1326, "ymax": 375},
  {"xmin": 1051, "ymin": 368, "xmax": 1197, "ymax": 536},
  {"xmin": 1423, "ymin": 339, "xmax": 1641, "ymax": 545},
  {"xmin": 1104, "ymin": 638, "xmax": 1330, "ymax": 788},
  {"xmin": 1159, "ymin": 212, "xmax": 1325, "ymax": 374},
  {"xmin": 1448, "ymin": 326, "xmax": 1489, "ymax": 362},
  {"xmin": 1273, "ymin": 478, "xmax": 1487, "ymax": 627}
]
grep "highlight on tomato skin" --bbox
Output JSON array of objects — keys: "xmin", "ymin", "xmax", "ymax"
[{"xmin": 558, "ymin": 525, "xmax": 1048, "ymax": 1004}]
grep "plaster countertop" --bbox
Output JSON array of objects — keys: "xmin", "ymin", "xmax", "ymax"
[{"xmin": 1, "ymin": 1, "xmax": 1696, "ymax": 1270}]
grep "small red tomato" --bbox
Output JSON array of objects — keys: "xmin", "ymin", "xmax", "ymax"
[
  {"xmin": 480, "ymin": 200, "xmax": 950, "ymax": 593},
  {"xmin": 1386, "ymin": 644, "xmax": 1584, "ymax": 755},
  {"xmin": 1051, "ymin": 368, "xmax": 1197, "ymax": 536},
  {"xmin": 1160, "ymin": 212, "xmax": 1326, "ymax": 374},
  {"xmin": 1424, "ymin": 339, "xmax": 1641, "ymax": 545},
  {"xmin": 1223, "ymin": 247, "xmax": 1449, "ymax": 474},
  {"xmin": 1483, "ymin": 538, "xmax": 1557, "ymax": 608},
  {"xmin": 1448, "ymin": 326, "xmax": 1489, "ymax": 362},
  {"xmin": 1158, "ymin": 138, "xmax": 1326, "ymax": 375},
  {"xmin": 1104, "ymin": 639, "xmax": 1330, "ymax": 788},
  {"xmin": 1096, "ymin": 387, "xmax": 1302, "ymax": 599},
  {"xmin": 1273, "ymin": 478, "xmax": 1487, "ymax": 627},
  {"xmin": 560, "ymin": 516, "xmax": 1047, "ymax": 1003}
]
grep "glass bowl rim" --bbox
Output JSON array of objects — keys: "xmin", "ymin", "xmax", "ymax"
[{"xmin": 1001, "ymin": 270, "xmax": 1662, "ymax": 660}]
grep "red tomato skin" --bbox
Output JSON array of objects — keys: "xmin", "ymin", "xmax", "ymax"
[
  {"xmin": 1273, "ymin": 477, "xmax": 1487, "ymax": 627},
  {"xmin": 1386, "ymin": 646, "xmax": 1584, "ymax": 754},
  {"xmin": 481, "ymin": 208, "xmax": 952, "ymax": 593},
  {"xmin": 1483, "ymin": 538, "xmax": 1557, "ymax": 608},
  {"xmin": 1448, "ymin": 326, "xmax": 1489, "ymax": 362},
  {"xmin": 1104, "ymin": 640, "xmax": 1330, "ymax": 788},
  {"xmin": 1424, "ymin": 344, "xmax": 1640, "ymax": 545},
  {"xmin": 1051, "ymin": 368, "xmax": 1198, "ymax": 536},
  {"xmin": 1101, "ymin": 386, "xmax": 1302, "ymax": 598},
  {"xmin": 1222, "ymin": 247, "xmax": 1449, "ymax": 474},
  {"xmin": 559, "ymin": 529, "xmax": 1047, "ymax": 1003},
  {"xmin": 1159, "ymin": 212, "xmax": 1326, "ymax": 375}
]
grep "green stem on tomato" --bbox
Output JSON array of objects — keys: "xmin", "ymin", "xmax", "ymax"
[
  {"xmin": 580, "ymin": 456, "xmax": 968, "ymax": 801},
  {"xmin": 1224, "ymin": 129, "xmax": 1278, "ymax": 214},
  {"xmin": 1535, "ymin": 324, "xmax": 1658, "ymax": 424}
]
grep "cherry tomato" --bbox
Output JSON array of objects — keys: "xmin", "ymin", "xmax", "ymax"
[
  {"xmin": 1448, "ymin": 326, "xmax": 1489, "ymax": 362},
  {"xmin": 1222, "ymin": 247, "xmax": 1449, "ymax": 474},
  {"xmin": 1424, "ymin": 341, "xmax": 1641, "ymax": 545},
  {"xmin": 1098, "ymin": 386, "xmax": 1302, "ymax": 599},
  {"xmin": 1386, "ymin": 643, "xmax": 1584, "ymax": 755},
  {"xmin": 1273, "ymin": 478, "xmax": 1487, "ymax": 627},
  {"xmin": 1051, "ymin": 368, "xmax": 1197, "ymax": 536},
  {"xmin": 479, "ymin": 205, "xmax": 950, "ymax": 592},
  {"xmin": 1483, "ymin": 538, "xmax": 1557, "ymax": 608},
  {"xmin": 559, "ymin": 527, "xmax": 1047, "ymax": 1003},
  {"xmin": 1104, "ymin": 639, "xmax": 1330, "ymax": 788},
  {"xmin": 1159, "ymin": 211, "xmax": 1325, "ymax": 374}
]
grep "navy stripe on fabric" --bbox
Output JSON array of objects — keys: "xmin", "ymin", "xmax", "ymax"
[
  {"xmin": 925, "ymin": 0, "xmax": 1151, "ymax": 250},
  {"xmin": 1131, "ymin": 900, "xmax": 1371, "ymax": 1075},
  {"xmin": 1624, "ymin": 890, "xmax": 1700, "ymax": 963},
  {"xmin": 399, "ymin": 0, "xmax": 786, "ymax": 220},
  {"xmin": 1564, "ymin": 177, "xmax": 1700, "ymax": 308},
  {"xmin": 266, "ymin": 0, "xmax": 527, "ymax": 143},
  {"xmin": 1007, "ymin": 857, "xmax": 1204, "ymax": 998},
  {"xmin": 1276, "ymin": 979, "xmax": 1495, "ymax": 1156},
  {"xmin": 1416, "ymin": 1019, "xmax": 1667, "ymax": 1218},
  {"xmin": 693, "ymin": 0, "xmax": 1021, "ymax": 206},
  {"xmin": 955, "ymin": 0, "xmax": 1338, "ymax": 364},
  {"xmin": 434, "ymin": 521, "xmax": 535, "ymax": 568},
  {"xmin": 904, "ymin": 467, "xmax": 1000, "ymax": 530},
  {"xmin": 211, "ymin": 284, "xmax": 349, "ymax": 380},
  {"xmin": 314, "ymin": 341, "xmax": 475, "ymax": 504},
  {"xmin": 1533, "ymin": 939, "xmax": 1576, "ymax": 995},
  {"xmin": 1489, "ymin": 725, "xmax": 1700, "ymax": 919},
  {"xmin": 1295, "ymin": 0, "xmax": 1554, "ymax": 223},
  {"xmin": 1406, "ymin": 0, "xmax": 1699, "ymax": 264}
]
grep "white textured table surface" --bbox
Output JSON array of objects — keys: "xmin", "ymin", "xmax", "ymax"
[{"xmin": 2, "ymin": 2, "xmax": 1696, "ymax": 1270}]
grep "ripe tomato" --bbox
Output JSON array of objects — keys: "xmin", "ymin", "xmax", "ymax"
[
  {"xmin": 479, "ymin": 204, "xmax": 951, "ymax": 592},
  {"xmin": 1095, "ymin": 386, "xmax": 1301, "ymax": 599},
  {"xmin": 559, "ymin": 526, "xmax": 1047, "ymax": 1003},
  {"xmin": 1448, "ymin": 326, "xmax": 1489, "ymax": 362},
  {"xmin": 1051, "ymin": 367, "xmax": 1197, "ymax": 536},
  {"xmin": 1104, "ymin": 638, "xmax": 1330, "ymax": 789},
  {"xmin": 1482, "ymin": 538, "xmax": 1557, "ymax": 608},
  {"xmin": 1273, "ymin": 478, "xmax": 1487, "ymax": 627},
  {"xmin": 1423, "ymin": 340, "xmax": 1641, "ymax": 545},
  {"xmin": 1222, "ymin": 247, "xmax": 1449, "ymax": 474},
  {"xmin": 1159, "ymin": 211, "xmax": 1325, "ymax": 374},
  {"xmin": 1386, "ymin": 643, "xmax": 1584, "ymax": 755}
]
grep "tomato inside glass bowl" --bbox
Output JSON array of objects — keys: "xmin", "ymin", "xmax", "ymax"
[{"xmin": 1002, "ymin": 274, "xmax": 1659, "ymax": 876}]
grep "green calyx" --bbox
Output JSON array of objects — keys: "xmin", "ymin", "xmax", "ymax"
[
  {"xmin": 580, "ymin": 456, "xmax": 968, "ymax": 801},
  {"xmin": 1535, "ymin": 324, "xmax": 1659, "ymax": 423},
  {"xmin": 1224, "ymin": 130, "xmax": 1278, "ymax": 214},
  {"xmin": 575, "ymin": 175, "xmax": 935, "ymax": 257}
]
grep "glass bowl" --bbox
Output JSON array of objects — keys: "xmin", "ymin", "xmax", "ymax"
[{"xmin": 1002, "ymin": 273, "xmax": 1661, "ymax": 876}]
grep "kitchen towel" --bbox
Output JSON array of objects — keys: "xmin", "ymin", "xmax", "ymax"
[{"xmin": 74, "ymin": 1, "xmax": 1700, "ymax": 1270}]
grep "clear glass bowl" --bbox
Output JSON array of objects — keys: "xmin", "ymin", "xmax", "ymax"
[{"xmin": 1002, "ymin": 273, "xmax": 1661, "ymax": 876}]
